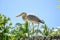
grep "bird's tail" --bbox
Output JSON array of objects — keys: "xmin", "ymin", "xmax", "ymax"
[{"xmin": 39, "ymin": 20, "xmax": 45, "ymax": 24}]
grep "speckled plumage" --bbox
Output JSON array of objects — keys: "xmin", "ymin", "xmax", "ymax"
[
  {"xmin": 27, "ymin": 15, "xmax": 44, "ymax": 24},
  {"xmin": 16, "ymin": 12, "xmax": 45, "ymax": 36},
  {"xmin": 16, "ymin": 12, "xmax": 45, "ymax": 24}
]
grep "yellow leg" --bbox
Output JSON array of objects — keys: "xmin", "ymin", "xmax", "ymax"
[
  {"xmin": 36, "ymin": 23, "xmax": 39, "ymax": 36},
  {"xmin": 32, "ymin": 22, "xmax": 34, "ymax": 40},
  {"xmin": 35, "ymin": 23, "xmax": 39, "ymax": 40},
  {"xmin": 32, "ymin": 22, "xmax": 34, "ymax": 34}
]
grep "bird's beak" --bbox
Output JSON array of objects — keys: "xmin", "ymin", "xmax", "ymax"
[{"xmin": 16, "ymin": 14, "xmax": 21, "ymax": 18}]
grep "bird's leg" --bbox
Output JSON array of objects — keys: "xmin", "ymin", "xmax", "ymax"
[
  {"xmin": 32, "ymin": 22, "xmax": 34, "ymax": 34},
  {"xmin": 36, "ymin": 23, "xmax": 39, "ymax": 36},
  {"xmin": 32, "ymin": 22, "xmax": 34, "ymax": 40},
  {"xmin": 36, "ymin": 24, "xmax": 39, "ymax": 40},
  {"xmin": 28, "ymin": 22, "xmax": 30, "ymax": 37}
]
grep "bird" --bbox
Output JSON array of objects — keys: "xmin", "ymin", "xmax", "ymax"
[{"xmin": 16, "ymin": 12, "xmax": 45, "ymax": 36}]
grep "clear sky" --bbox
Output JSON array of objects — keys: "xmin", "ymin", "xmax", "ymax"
[{"xmin": 0, "ymin": 0, "xmax": 60, "ymax": 28}]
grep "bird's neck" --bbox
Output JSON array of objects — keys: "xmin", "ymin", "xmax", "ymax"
[{"xmin": 22, "ymin": 15, "xmax": 27, "ymax": 20}]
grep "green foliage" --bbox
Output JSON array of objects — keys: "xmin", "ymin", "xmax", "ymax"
[
  {"xmin": 11, "ymin": 20, "xmax": 29, "ymax": 40},
  {"xmin": 0, "ymin": 13, "xmax": 60, "ymax": 40},
  {"xmin": 40, "ymin": 24, "xmax": 60, "ymax": 37},
  {"xmin": 40, "ymin": 24, "xmax": 49, "ymax": 37},
  {"xmin": 53, "ymin": 28, "xmax": 60, "ymax": 36},
  {"xmin": 0, "ymin": 14, "xmax": 13, "ymax": 40}
]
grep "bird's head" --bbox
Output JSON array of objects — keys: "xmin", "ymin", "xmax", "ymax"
[{"xmin": 16, "ymin": 12, "xmax": 27, "ymax": 17}]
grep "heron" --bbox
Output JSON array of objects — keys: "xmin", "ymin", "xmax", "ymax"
[{"xmin": 16, "ymin": 12, "xmax": 45, "ymax": 36}]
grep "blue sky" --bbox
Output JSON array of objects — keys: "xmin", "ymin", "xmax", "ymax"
[{"xmin": 0, "ymin": 0, "xmax": 60, "ymax": 28}]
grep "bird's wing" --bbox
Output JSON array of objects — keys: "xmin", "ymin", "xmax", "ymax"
[
  {"xmin": 27, "ymin": 15, "xmax": 45, "ymax": 24},
  {"xmin": 27, "ymin": 15, "xmax": 40, "ymax": 22}
]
